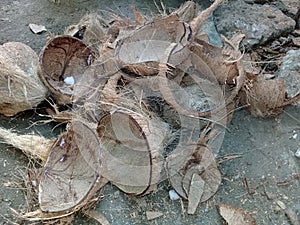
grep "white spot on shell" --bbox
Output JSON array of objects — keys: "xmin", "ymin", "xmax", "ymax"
[
  {"xmin": 64, "ymin": 76, "xmax": 75, "ymax": 86},
  {"xmin": 87, "ymin": 54, "xmax": 92, "ymax": 65},
  {"xmin": 59, "ymin": 156, "xmax": 65, "ymax": 162},
  {"xmin": 31, "ymin": 180, "xmax": 37, "ymax": 187},
  {"xmin": 59, "ymin": 138, "xmax": 65, "ymax": 147}
]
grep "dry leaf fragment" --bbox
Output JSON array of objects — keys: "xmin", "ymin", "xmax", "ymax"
[{"xmin": 218, "ymin": 204, "xmax": 257, "ymax": 225}]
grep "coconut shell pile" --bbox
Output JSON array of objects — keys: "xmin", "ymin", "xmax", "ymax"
[{"xmin": 0, "ymin": 0, "xmax": 299, "ymax": 223}]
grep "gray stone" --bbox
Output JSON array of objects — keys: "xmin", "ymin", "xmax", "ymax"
[
  {"xmin": 277, "ymin": 49, "xmax": 300, "ymax": 105},
  {"xmin": 213, "ymin": 0, "xmax": 296, "ymax": 48},
  {"xmin": 197, "ymin": 0, "xmax": 223, "ymax": 47}
]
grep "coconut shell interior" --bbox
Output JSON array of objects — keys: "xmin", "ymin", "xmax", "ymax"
[
  {"xmin": 39, "ymin": 35, "xmax": 95, "ymax": 104},
  {"xmin": 38, "ymin": 120, "xmax": 101, "ymax": 213}
]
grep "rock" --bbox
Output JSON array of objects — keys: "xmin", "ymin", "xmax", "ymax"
[
  {"xmin": 277, "ymin": 49, "xmax": 300, "ymax": 105},
  {"xmin": 198, "ymin": 1, "xmax": 223, "ymax": 47},
  {"xmin": 213, "ymin": 0, "xmax": 296, "ymax": 48},
  {"xmin": 292, "ymin": 36, "xmax": 300, "ymax": 47},
  {"xmin": 292, "ymin": 29, "xmax": 300, "ymax": 37},
  {"xmin": 274, "ymin": 0, "xmax": 300, "ymax": 17}
]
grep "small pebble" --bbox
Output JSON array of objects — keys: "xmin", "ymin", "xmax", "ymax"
[
  {"xmin": 295, "ymin": 148, "xmax": 300, "ymax": 158},
  {"xmin": 146, "ymin": 211, "xmax": 163, "ymax": 220},
  {"xmin": 276, "ymin": 200, "xmax": 286, "ymax": 210},
  {"xmin": 169, "ymin": 189, "xmax": 180, "ymax": 200},
  {"xmin": 64, "ymin": 76, "xmax": 75, "ymax": 86}
]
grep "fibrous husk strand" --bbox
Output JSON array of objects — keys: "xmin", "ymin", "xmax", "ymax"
[{"xmin": 0, "ymin": 127, "xmax": 54, "ymax": 163}]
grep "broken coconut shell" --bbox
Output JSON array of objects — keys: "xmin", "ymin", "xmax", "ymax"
[
  {"xmin": 0, "ymin": 42, "xmax": 48, "ymax": 116},
  {"xmin": 38, "ymin": 35, "xmax": 95, "ymax": 104},
  {"xmin": 38, "ymin": 120, "xmax": 101, "ymax": 213},
  {"xmin": 97, "ymin": 110, "xmax": 168, "ymax": 195},
  {"xmin": 64, "ymin": 13, "xmax": 108, "ymax": 54},
  {"xmin": 115, "ymin": 14, "xmax": 191, "ymax": 76},
  {"xmin": 167, "ymin": 144, "xmax": 221, "ymax": 207}
]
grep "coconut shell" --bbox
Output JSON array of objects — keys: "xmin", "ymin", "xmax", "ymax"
[
  {"xmin": 39, "ymin": 35, "xmax": 95, "ymax": 105},
  {"xmin": 0, "ymin": 42, "xmax": 48, "ymax": 116},
  {"xmin": 38, "ymin": 120, "xmax": 101, "ymax": 213},
  {"xmin": 115, "ymin": 14, "xmax": 191, "ymax": 76},
  {"xmin": 97, "ymin": 111, "xmax": 167, "ymax": 195}
]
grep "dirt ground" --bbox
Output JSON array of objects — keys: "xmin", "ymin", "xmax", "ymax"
[{"xmin": 0, "ymin": 0, "xmax": 299, "ymax": 224}]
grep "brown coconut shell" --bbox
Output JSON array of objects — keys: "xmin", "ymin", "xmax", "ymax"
[
  {"xmin": 0, "ymin": 42, "xmax": 48, "ymax": 116},
  {"xmin": 115, "ymin": 14, "xmax": 191, "ymax": 76},
  {"xmin": 38, "ymin": 35, "xmax": 96, "ymax": 105},
  {"xmin": 38, "ymin": 120, "xmax": 101, "ymax": 213},
  {"xmin": 97, "ymin": 111, "xmax": 168, "ymax": 195}
]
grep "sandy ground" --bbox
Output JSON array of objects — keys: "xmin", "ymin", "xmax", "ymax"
[{"xmin": 0, "ymin": 0, "xmax": 299, "ymax": 224}]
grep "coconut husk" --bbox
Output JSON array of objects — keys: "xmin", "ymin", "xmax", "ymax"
[
  {"xmin": 241, "ymin": 75, "xmax": 287, "ymax": 117},
  {"xmin": 97, "ymin": 110, "xmax": 168, "ymax": 195},
  {"xmin": 38, "ymin": 35, "xmax": 96, "ymax": 105},
  {"xmin": 0, "ymin": 42, "xmax": 48, "ymax": 116},
  {"xmin": 0, "ymin": 127, "xmax": 54, "ymax": 163},
  {"xmin": 37, "ymin": 120, "xmax": 101, "ymax": 213}
]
